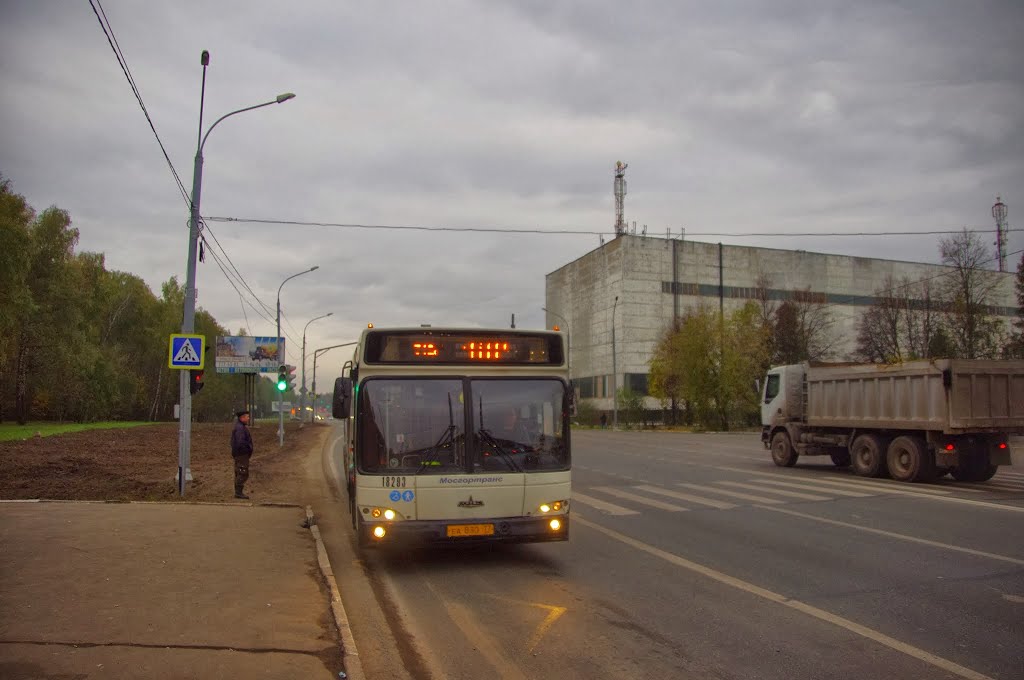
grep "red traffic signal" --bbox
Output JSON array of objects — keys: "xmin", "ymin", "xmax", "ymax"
[{"xmin": 189, "ymin": 369, "xmax": 205, "ymax": 395}]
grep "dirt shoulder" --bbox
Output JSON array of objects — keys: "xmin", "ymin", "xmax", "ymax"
[{"xmin": 0, "ymin": 420, "xmax": 330, "ymax": 504}]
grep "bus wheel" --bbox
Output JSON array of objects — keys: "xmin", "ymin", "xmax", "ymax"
[
  {"xmin": 771, "ymin": 432, "xmax": 798, "ymax": 467},
  {"xmin": 886, "ymin": 436, "xmax": 935, "ymax": 482},
  {"xmin": 851, "ymin": 434, "xmax": 886, "ymax": 477}
]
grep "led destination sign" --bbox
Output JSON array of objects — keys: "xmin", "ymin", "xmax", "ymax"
[{"xmin": 365, "ymin": 330, "xmax": 563, "ymax": 366}]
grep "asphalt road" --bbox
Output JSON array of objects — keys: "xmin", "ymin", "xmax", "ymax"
[{"xmin": 317, "ymin": 428, "xmax": 1024, "ymax": 680}]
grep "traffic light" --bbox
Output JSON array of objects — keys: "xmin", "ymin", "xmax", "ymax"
[
  {"xmin": 276, "ymin": 365, "xmax": 288, "ymax": 392},
  {"xmin": 284, "ymin": 365, "xmax": 297, "ymax": 393},
  {"xmin": 189, "ymin": 369, "xmax": 204, "ymax": 395}
]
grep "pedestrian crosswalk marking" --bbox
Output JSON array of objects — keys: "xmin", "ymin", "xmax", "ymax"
[
  {"xmin": 719, "ymin": 481, "xmax": 832, "ymax": 502},
  {"xmin": 633, "ymin": 485, "xmax": 737, "ymax": 510},
  {"xmin": 571, "ymin": 492, "xmax": 640, "ymax": 516},
  {"xmin": 796, "ymin": 476, "xmax": 956, "ymax": 497},
  {"xmin": 593, "ymin": 487, "xmax": 689, "ymax": 512},
  {"xmin": 751, "ymin": 478, "xmax": 874, "ymax": 498},
  {"xmin": 677, "ymin": 483, "xmax": 783, "ymax": 505}
]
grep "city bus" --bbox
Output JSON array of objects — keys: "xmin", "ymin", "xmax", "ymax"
[{"xmin": 332, "ymin": 326, "xmax": 571, "ymax": 547}]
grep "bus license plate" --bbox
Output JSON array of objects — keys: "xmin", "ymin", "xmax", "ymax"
[{"xmin": 447, "ymin": 524, "xmax": 495, "ymax": 538}]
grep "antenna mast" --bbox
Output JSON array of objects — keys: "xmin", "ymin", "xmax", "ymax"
[{"xmin": 613, "ymin": 161, "xmax": 628, "ymax": 237}]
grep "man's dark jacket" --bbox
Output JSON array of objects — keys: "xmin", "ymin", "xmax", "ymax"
[{"xmin": 231, "ymin": 420, "xmax": 253, "ymax": 457}]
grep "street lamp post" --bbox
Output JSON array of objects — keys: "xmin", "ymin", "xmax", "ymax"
[
  {"xmin": 611, "ymin": 295, "xmax": 619, "ymax": 431},
  {"xmin": 276, "ymin": 266, "xmax": 319, "ymax": 446},
  {"xmin": 177, "ymin": 50, "xmax": 295, "ymax": 495},
  {"xmin": 541, "ymin": 306, "xmax": 571, "ymax": 375},
  {"xmin": 301, "ymin": 312, "xmax": 333, "ymax": 424},
  {"xmin": 312, "ymin": 342, "xmax": 358, "ymax": 422}
]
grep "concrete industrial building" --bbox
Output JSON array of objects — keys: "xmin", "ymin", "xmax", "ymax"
[{"xmin": 544, "ymin": 234, "xmax": 1018, "ymax": 411}]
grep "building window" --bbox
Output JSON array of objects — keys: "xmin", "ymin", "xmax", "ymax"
[{"xmin": 625, "ymin": 373, "xmax": 648, "ymax": 395}]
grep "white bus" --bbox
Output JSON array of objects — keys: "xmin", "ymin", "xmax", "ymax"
[{"xmin": 333, "ymin": 326, "xmax": 571, "ymax": 547}]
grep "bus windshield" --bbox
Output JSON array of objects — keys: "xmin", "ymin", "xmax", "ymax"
[{"xmin": 357, "ymin": 378, "xmax": 568, "ymax": 474}]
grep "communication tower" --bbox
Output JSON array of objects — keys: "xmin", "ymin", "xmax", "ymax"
[
  {"xmin": 614, "ymin": 161, "xmax": 628, "ymax": 237},
  {"xmin": 992, "ymin": 196, "xmax": 1008, "ymax": 272}
]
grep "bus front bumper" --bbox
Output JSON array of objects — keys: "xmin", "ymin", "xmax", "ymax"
[{"xmin": 357, "ymin": 515, "xmax": 570, "ymax": 546}]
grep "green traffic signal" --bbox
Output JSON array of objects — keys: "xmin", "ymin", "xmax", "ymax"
[{"xmin": 276, "ymin": 366, "xmax": 288, "ymax": 392}]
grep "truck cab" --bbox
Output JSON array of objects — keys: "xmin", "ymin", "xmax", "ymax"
[{"xmin": 760, "ymin": 364, "xmax": 804, "ymax": 446}]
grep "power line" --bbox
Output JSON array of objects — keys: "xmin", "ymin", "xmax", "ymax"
[
  {"xmin": 89, "ymin": 3, "xmax": 290, "ymax": 337},
  {"xmin": 203, "ymin": 215, "xmax": 1023, "ymax": 239},
  {"xmin": 89, "ymin": 0, "xmax": 190, "ymax": 206}
]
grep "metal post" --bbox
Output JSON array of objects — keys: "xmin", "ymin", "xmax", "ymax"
[
  {"xmin": 301, "ymin": 313, "xmax": 332, "ymax": 426},
  {"xmin": 174, "ymin": 50, "xmax": 295, "ymax": 492},
  {"xmin": 276, "ymin": 267, "xmax": 320, "ymax": 446},
  {"xmin": 612, "ymin": 295, "xmax": 619, "ymax": 431},
  {"xmin": 542, "ymin": 306, "xmax": 571, "ymax": 376}
]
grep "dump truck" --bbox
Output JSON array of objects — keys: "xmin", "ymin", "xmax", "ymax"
[{"xmin": 760, "ymin": 359, "xmax": 1024, "ymax": 483}]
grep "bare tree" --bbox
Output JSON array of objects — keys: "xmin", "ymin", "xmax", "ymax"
[
  {"xmin": 1007, "ymin": 253, "xmax": 1024, "ymax": 358},
  {"xmin": 855, "ymin": 274, "xmax": 904, "ymax": 362},
  {"xmin": 939, "ymin": 229, "xmax": 1005, "ymax": 359},
  {"xmin": 774, "ymin": 288, "xmax": 836, "ymax": 363}
]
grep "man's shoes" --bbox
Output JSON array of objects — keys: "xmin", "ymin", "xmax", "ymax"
[{"xmin": 234, "ymin": 492, "xmax": 250, "ymax": 499}]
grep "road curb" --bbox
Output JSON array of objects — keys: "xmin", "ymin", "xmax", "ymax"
[{"xmin": 307, "ymin": 504, "xmax": 364, "ymax": 680}]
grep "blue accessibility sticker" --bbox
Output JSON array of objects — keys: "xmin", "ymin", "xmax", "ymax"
[
  {"xmin": 402, "ymin": 490, "xmax": 415, "ymax": 502},
  {"xmin": 389, "ymin": 491, "xmax": 401, "ymax": 502}
]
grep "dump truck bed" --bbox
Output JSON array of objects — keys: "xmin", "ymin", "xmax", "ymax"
[{"xmin": 805, "ymin": 359, "xmax": 1024, "ymax": 434}]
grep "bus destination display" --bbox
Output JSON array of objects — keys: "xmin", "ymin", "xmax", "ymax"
[{"xmin": 365, "ymin": 330, "xmax": 563, "ymax": 365}]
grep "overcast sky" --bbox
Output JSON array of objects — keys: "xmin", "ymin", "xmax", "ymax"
[{"xmin": 2, "ymin": 1, "xmax": 1022, "ymax": 375}]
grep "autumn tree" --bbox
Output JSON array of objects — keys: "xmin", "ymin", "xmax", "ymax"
[{"xmin": 1006, "ymin": 253, "xmax": 1024, "ymax": 358}]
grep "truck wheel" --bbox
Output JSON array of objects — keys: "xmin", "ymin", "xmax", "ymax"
[
  {"xmin": 851, "ymin": 434, "xmax": 886, "ymax": 477},
  {"xmin": 830, "ymin": 451, "xmax": 851, "ymax": 467},
  {"xmin": 771, "ymin": 432, "xmax": 798, "ymax": 467},
  {"xmin": 886, "ymin": 436, "xmax": 936, "ymax": 483}
]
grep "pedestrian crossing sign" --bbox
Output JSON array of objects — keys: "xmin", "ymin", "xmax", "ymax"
[{"xmin": 169, "ymin": 334, "xmax": 205, "ymax": 369}]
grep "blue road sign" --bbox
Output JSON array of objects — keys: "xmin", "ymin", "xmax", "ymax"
[
  {"xmin": 389, "ymin": 491, "xmax": 401, "ymax": 502},
  {"xmin": 402, "ymin": 490, "xmax": 415, "ymax": 502},
  {"xmin": 169, "ymin": 334, "xmax": 205, "ymax": 369}
]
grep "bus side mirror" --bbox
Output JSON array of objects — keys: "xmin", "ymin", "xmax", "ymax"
[{"xmin": 333, "ymin": 377, "xmax": 353, "ymax": 418}]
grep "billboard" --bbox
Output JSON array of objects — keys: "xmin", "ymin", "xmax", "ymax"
[{"xmin": 215, "ymin": 336, "xmax": 286, "ymax": 373}]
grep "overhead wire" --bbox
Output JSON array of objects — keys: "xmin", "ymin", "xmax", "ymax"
[
  {"xmin": 203, "ymin": 215, "xmax": 1022, "ymax": 239},
  {"xmin": 90, "ymin": 0, "xmax": 292, "ymax": 336},
  {"xmin": 89, "ymin": 0, "xmax": 190, "ymax": 206}
]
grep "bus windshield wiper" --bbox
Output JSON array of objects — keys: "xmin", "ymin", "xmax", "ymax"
[
  {"xmin": 417, "ymin": 393, "xmax": 458, "ymax": 473},
  {"xmin": 478, "ymin": 427, "xmax": 522, "ymax": 472}
]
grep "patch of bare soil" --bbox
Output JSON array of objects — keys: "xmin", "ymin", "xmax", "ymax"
[{"xmin": 0, "ymin": 421, "xmax": 329, "ymax": 504}]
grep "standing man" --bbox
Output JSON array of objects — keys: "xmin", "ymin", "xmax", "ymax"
[{"xmin": 231, "ymin": 410, "xmax": 254, "ymax": 499}]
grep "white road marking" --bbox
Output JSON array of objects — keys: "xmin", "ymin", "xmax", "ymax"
[
  {"xmin": 571, "ymin": 492, "xmax": 640, "ymax": 515},
  {"xmin": 576, "ymin": 516, "xmax": 996, "ymax": 680},
  {"xmin": 593, "ymin": 486, "xmax": 689, "ymax": 512},
  {"xmin": 751, "ymin": 478, "xmax": 874, "ymax": 497},
  {"xmin": 677, "ymin": 483, "xmax": 783, "ymax": 505},
  {"xmin": 718, "ymin": 481, "xmax": 832, "ymax": 501},
  {"xmin": 633, "ymin": 485, "xmax": 737, "ymax": 510},
  {"xmin": 755, "ymin": 504, "xmax": 1024, "ymax": 567}
]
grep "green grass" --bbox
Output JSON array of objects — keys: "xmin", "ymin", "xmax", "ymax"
[{"xmin": 0, "ymin": 421, "xmax": 156, "ymax": 442}]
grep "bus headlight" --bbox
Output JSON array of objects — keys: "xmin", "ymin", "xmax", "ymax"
[
  {"xmin": 373, "ymin": 526, "xmax": 386, "ymax": 539},
  {"xmin": 549, "ymin": 519, "xmax": 562, "ymax": 531},
  {"xmin": 383, "ymin": 509, "xmax": 396, "ymax": 520},
  {"xmin": 539, "ymin": 504, "xmax": 551, "ymax": 513},
  {"xmin": 539, "ymin": 500, "xmax": 568, "ymax": 514}
]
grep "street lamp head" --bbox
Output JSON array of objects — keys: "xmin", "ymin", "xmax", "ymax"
[
  {"xmin": 276, "ymin": 92, "xmax": 296, "ymax": 104},
  {"xmin": 326, "ymin": 312, "xmax": 334, "ymax": 317},
  {"xmin": 310, "ymin": 265, "xmax": 320, "ymax": 272}
]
